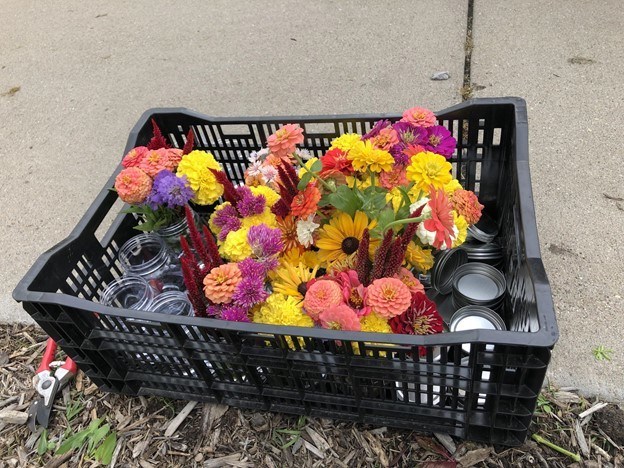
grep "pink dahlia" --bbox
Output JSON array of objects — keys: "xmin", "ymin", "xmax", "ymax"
[
  {"xmin": 122, "ymin": 146, "xmax": 148, "ymax": 168},
  {"xmin": 114, "ymin": 167, "xmax": 153, "ymax": 204},
  {"xmin": 394, "ymin": 268, "xmax": 424, "ymax": 295},
  {"xmin": 319, "ymin": 304, "xmax": 361, "ymax": 331},
  {"xmin": 450, "ymin": 189, "xmax": 484, "ymax": 225},
  {"xmin": 139, "ymin": 148, "xmax": 171, "ymax": 178},
  {"xmin": 366, "ymin": 277, "xmax": 412, "ymax": 319},
  {"xmin": 401, "ymin": 107, "xmax": 437, "ymax": 128},
  {"xmin": 303, "ymin": 279, "xmax": 343, "ymax": 321},
  {"xmin": 267, "ymin": 124, "xmax": 305, "ymax": 159}
]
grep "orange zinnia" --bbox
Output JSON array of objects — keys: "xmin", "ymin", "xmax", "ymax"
[
  {"xmin": 290, "ymin": 184, "xmax": 321, "ymax": 218},
  {"xmin": 277, "ymin": 215, "xmax": 302, "ymax": 252}
]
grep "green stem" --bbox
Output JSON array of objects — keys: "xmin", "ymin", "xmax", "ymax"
[
  {"xmin": 531, "ymin": 434, "xmax": 581, "ymax": 462},
  {"xmin": 382, "ymin": 214, "xmax": 429, "ymax": 235},
  {"xmin": 291, "ymin": 152, "xmax": 335, "ymax": 192},
  {"xmin": 369, "ymin": 170, "xmax": 376, "ymax": 189}
]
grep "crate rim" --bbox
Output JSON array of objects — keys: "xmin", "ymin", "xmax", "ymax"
[{"xmin": 13, "ymin": 97, "xmax": 559, "ymax": 349}]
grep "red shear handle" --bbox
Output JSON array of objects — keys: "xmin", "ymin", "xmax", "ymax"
[
  {"xmin": 36, "ymin": 338, "xmax": 57, "ymax": 375},
  {"xmin": 61, "ymin": 357, "xmax": 78, "ymax": 375}
]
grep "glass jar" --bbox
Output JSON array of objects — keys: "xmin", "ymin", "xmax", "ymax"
[
  {"xmin": 99, "ymin": 275, "xmax": 154, "ymax": 310},
  {"xmin": 150, "ymin": 291, "xmax": 192, "ymax": 316},
  {"xmin": 156, "ymin": 216, "xmax": 190, "ymax": 257},
  {"xmin": 118, "ymin": 234, "xmax": 185, "ymax": 295}
]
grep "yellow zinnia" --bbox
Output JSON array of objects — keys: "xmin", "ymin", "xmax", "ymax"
[
  {"xmin": 405, "ymin": 151, "xmax": 453, "ymax": 193},
  {"xmin": 329, "ymin": 133, "xmax": 362, "ymax": 153},
  {"xmin": 360, "ymin": 312, "xmax": 392, "ymax": 333},
  {"xmin": 253, "ymin": 293, "xmax": 314, "ymax": 348},
  {"xmin": 452, "ymin": 211, "xmax": 468, "ymax": 248},
  {"xmin": 240, "ymin": 208, "xmax": 278, "ymax": 229},
  {"xmin": 316, "ymin": 211, "xmax": 377, "ymax": 265},
  {"xmin": 348, "ymin": 140, "xmax": 394, "ymax": 173},
  {"xmin": 176, "ymin": 150, "xmax": 224, "ymax": 205},
  {"xmin": 272, "ymin": 263, "xmax": 319, "ymax": 301},
  {"xmin": 386, "ymin": 187, "xmax": 404, "ymax": 213},
  {"xmin": 444, "ymin": 178, "xmax": 463, "ymax": 195},
  {"xmin": 405, "ymin": 241, "xmax": 434, "ymax": 273}
]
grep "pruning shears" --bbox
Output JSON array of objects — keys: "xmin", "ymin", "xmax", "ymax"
[{"xmin": 27, "ymin": 338, "xmax": 78, "ymax": 432}]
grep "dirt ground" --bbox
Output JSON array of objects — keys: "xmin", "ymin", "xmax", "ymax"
[{"xmin": 0, "ymin": 323, "xmax": 622, "ymax": 468}]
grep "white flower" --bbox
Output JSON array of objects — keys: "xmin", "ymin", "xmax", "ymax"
[
  {"xmin": 296, "ymin": 148, "xmax": 314, "ymax": 161},
  {"xmin": 260, "ymin": 165, "xmax": 278, "ymax": 184},
  {"xmin": 410, "ymin": 197, "xmax": 430, "ymax": 215},
  {"xmin": 296, "ymin": 215, "xmax": 320, "ymax": 248}
]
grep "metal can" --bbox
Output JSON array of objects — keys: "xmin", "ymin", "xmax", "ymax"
[
  {"xmin": 449, "ymin": 305, "xmax": 506, "ymax": 354},
  {"xmin": 466, "ymin": 212, "xmax": 498, "ymax": 243},
  {"xmin": 430, "ymin": 248, "xmax": 468, "ymax": 295},
  {"xmin": 451, "ymin": 263, "xmax": 506, "ymax": 311}
]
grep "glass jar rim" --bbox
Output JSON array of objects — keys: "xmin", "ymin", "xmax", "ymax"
[
  {"xmin": 118, "ymin": 234, "xmax": 170, "ymax": 276},
  {"xmin": 99, "ymin": 275, "xmax": 154, "ymax": 310}
]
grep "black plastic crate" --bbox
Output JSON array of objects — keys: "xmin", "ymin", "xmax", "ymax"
[{"xmin": 13, "ymin": 97, "xmax": 557, "ymax": 446}]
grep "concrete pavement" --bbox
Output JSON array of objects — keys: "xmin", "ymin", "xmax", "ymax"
[
  {"xmin": 1, "ymin": 0, "xmax": 622, "ymax": 401},
  {"xmin": 472, "ymin": 0, "xmax": 624, "ymax": 401}
]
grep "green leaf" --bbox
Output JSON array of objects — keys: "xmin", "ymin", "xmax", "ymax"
[
  {"xmin": 375, "ymin": 209, "xmax": 396, "ymax": 233},
  {"xmin": 94, "ymin": 433, "xmax": 117, "ymax": 465},
  {"xmin": 326, "ymin": 185, "xmax": 362, "ymax": 217},
  {"xmin": 88, "ymin": 424, "xmax": 110, "ymax": 454},
  {"xmin": 56, "ymin": 430, "xmax": 90, "ymax": 455},
  {"xmin": 297, "ymin": 171, "xmax": 313, "ymax": 190},
  {"xmin": 309, "ymin": 159, "xmax": 323, "ymax": 173},
  {"xmin": 66, "ymin": 401, "xmax": 84, "ymax": 422},
  {"xmin": 37, "ymin": 429, "xmax": 49, "ymax": 456}
]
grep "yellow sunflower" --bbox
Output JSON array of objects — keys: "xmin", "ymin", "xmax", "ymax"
[
  {"xmin": 272, "ymin": 262, "xmax": 319, "ymax": 301},
  {"xmin": 316, "ymin": 211, "xmax": 377, "ymax": 265}
]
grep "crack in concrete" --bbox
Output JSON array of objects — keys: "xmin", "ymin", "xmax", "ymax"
[{"xmin": 461, "ymin": 0, "xmax": 475, "ymax": 100}]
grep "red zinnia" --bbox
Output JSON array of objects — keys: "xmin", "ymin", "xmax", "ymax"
[
  {"xmin": 320, "ymin": 148, "xmax": 353, "ymax": 177},
  {"xmin": 389, "ymin": 292, "xmax": 443, "ymax": 336},
  {"xmin": 423, "ymin": 188, "xmax": 455, "ymax": 250}
]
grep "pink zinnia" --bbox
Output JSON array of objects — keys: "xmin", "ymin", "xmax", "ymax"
[
  {"xmin": 379, "ymin": 167, "xmax": 409, "ymax": 190},
  {"xmin": 424, "ymin": 188, "xmax": 455, "ymax": 250},
  {"xmin": 203, "ymin": 263, "xmax": 242, "ymax": 304},
  {"xmin": 114, "ymin": 167, "xmax": 153, "ymax": 205},
  {"xmin": 139, "ymin": 148, "xmax": 171, "ymax": 177},
  {"xmin": 319, "ymin": 304, "xmax": 361, "ymax": 331},
  {"xmin": 335, "ymin": 270, "xmax": 370, "ymax": 317},
  {"xmin": 122, "ymin": 146, "xmax": 149, "ymax": 168},
  {"xmin": 366, "ymin": 278, "xmax": 412, "ymax": 319},
  {"xmin": 267, "ymin": 124, "xmax": 305, "ymax": 159},
  {"xmin": 165, "ymin": 148, "xmax": 183, "ymax": 171},
  {"xmin": 394, "ymin": 268, "xmax": 424, "ymax": 295},
  {"xmin": 303, "ymin": 280, "xmax": 343, "ymax": 321},
  {"xmin": 403, "ymin": 144, "xmax": 427, "ymax": 159},
  {"xmin": 401, "ymin": 107, "xmax": 437, "ymax": 128},
  {"xmin": 371, "ymin": 127, "xmax": 399, "ymax": 151}
]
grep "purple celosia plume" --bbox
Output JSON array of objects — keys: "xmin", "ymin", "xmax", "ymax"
[{"xmin": 147, "ymin": 170, "xmax": 194, "ymax": 209}]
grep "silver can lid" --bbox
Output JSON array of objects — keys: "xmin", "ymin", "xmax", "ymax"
[
  {"xmin": 430, "ymin": 248, "xmax": 468, "ymax": 295},
  {"xmin": 449, "ymin": 305, "xmax": 507, "ymax": 333},
  {"xmin": 452, "ymin": 262, "xmax": 506, "ymax": 307}
]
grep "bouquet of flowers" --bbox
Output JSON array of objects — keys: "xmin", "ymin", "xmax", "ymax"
[{"xmin": 121, "ymin": 106, "xmax": 485, "ymax": 341}]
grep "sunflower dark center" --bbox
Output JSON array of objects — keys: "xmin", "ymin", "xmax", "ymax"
[
  {"xmin": 297, "ymin": 282, "xmax": 308, "ymax": 297},
  {"xmin": 341, "ymin": 236, "xmax": 360, "ymax": 255}
]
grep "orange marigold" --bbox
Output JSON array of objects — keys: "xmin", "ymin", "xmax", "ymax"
[{"xmin": 290, "ymin": 183, "xmax": 321, "ymax": 218}]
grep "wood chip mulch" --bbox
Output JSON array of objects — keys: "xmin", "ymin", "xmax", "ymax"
[{"xmin": 0, "ymin": 323, "xmax": 622, "ymax": 468}]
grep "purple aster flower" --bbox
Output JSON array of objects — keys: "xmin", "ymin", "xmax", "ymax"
[
  {"xmin": 235, "ymin": 186, "xmax": 266, "ymax": 217},
  {"xmin": 392, "ymin": 122, "xmax": 427, "ymax": 147},
  {"xmin": 424, "ymin": 126, "xmax": 457, "ymax": 158},
  {"xmin": 238, "ymin": 258, "xmax": 266, "ymax": 280},
  {"xmin": 389, "ymin": 144, "xmax": 410, "ymax": 166},
  {"xmin": 147, "ymin": 170, "xmax": 194, "ymax": 209},
  {"xmin": 362, "ymin": 119, "xmax": 391, "ymax": 140},
  {"xmin": 213, "ymin": 204, "xmax": 242, "ymax": 241},
  {"xmin": 232, "ymin": 277, "xmax": 268, "ymax": 308},
  {"xmin": 220, "ymin": 305, "xmax": 250, "ymax": 322},
  {"xmin": 247, "ymin": 224, "xmax": 283, "ymax": 257}
]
